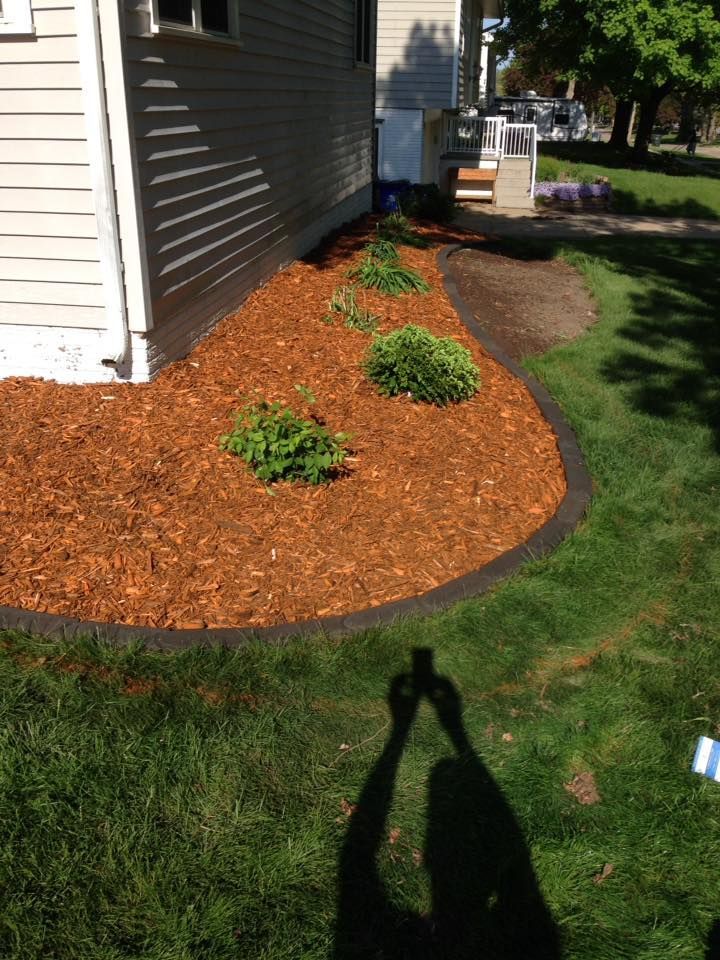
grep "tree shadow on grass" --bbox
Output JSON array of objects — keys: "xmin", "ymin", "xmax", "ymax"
[
  {"xmin": 333, "ymin": 649, "xmax": 560, "ymax": 960},
  {"xmin": 454, "ymin": 237, "xmax": 720, "ymax": 453}
]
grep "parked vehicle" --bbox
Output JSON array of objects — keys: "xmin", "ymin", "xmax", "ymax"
[{"xmin": 492, "ymin": 92, "xmax": 588, "ymax": 142}]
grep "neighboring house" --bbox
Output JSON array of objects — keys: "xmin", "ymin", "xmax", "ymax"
[
  {"xmin": 0, "ymin": 0, "xmax": 376, "ymax": 383},
  {"xmin": 374, "ymin": 0, "xmax": 501, "ymax": 184}
]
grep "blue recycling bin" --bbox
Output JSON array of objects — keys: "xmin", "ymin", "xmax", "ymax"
[{"xmin": 376, "ymin": 180, "xmax": 411, "ymax": 212}]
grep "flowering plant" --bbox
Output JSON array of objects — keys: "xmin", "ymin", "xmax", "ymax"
[{"xmin": 535, "ymin": 181, "xmax": 612, "ymax": 202}]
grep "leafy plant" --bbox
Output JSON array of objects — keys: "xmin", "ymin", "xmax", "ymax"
[
  {"xmin": 324, "ymin": 284, "xmax": 379, "ymax": 333},
  {"xmin": 348, "ymin": 256, "xmax": 430, "ymax": 296},
  {"xmin": 219, "ymin": 390, "xmax": 350, "ymax": 485},
  {"xmin": 376, "ymin": 212, "xmax": 428, "ymax": 248},
  {"xmin": 363, "ymin": 238, "xmax": 400, "ymax": 261},
  {"xmin": 401, "ymin": 183, "xmax": 458, "ymax": 223},
  {"xmin": 363, "ymin": 324, "xmax": 480, "ymax": 405}
]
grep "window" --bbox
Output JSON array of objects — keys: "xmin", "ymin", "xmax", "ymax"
[
  {"xmin": 355, "ymin": 0, "xmax": 371, "ymax": 65},
  {"xmin": 524, "ymin": 106, "xmax": 537, "ymax": 123},
  {"xmin": 554, "ymin": 110, "xmax": 570, "ymax": 126},
  {"xmin": 0, "ymin": 0, "xmax": 34, "ymax": 35},
  {"xmin": 154, "ymin": 0, "xmax": 230, "ymax": 35}
]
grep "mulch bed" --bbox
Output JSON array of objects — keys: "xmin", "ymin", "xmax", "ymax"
[{"xmin": 0, "ymin": 219, "xmax": 566, "ymax": 630}]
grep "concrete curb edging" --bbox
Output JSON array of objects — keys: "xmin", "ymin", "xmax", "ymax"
[{"xmin": 0, "ymin": 244, "xmax": 593, "ymax": 652}]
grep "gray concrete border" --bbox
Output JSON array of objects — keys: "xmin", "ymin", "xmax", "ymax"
[{"xmin": 0, "ymin": 244, "xmax": 593, "ymax": 651}]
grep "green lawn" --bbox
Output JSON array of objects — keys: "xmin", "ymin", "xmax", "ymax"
[
  {"xmin": 537, "ymin": 142, "xmax": 720, "ymax": 219},
  {"xmin": 2, "ymin": 237, "xmax": 720, "ymax": 958}
]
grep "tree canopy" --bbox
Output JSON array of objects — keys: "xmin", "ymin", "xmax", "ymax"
[{"xmin": 497, "ymin": 0, "xmax": 720, "ymax": 153}]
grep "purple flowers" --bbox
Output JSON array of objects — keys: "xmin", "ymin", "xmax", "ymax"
[{"xmin": 535, "ymin": 181, "xmax": 612, "ymax": 201}]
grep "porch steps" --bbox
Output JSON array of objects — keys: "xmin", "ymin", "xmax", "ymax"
[
  {"xmin": 495, "ymin": 157, "xmax": 534, "ymax": 209},
  {"xmin": 450, "ymin": 165, "xmax": 497, "ymax": 203}
]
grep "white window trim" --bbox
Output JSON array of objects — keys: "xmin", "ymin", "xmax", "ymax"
[
  {"xmin": 0, "ymin": 0, "xmax": 35, "ymax": 36},
  {"xmin": 149, "ymin": 0, "xmax": 239, "ymax": 39}
]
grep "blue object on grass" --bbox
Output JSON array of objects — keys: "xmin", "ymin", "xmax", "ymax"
[{"xmin": 692, "ymin": 736, "xmax": 720, "ymax": 781}]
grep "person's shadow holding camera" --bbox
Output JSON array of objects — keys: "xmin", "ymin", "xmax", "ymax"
[{"xmin": 334, "ymin": 649, "xmax": 561, "ymax": 959}]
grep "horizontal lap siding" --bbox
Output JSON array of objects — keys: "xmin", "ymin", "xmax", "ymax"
[
  {"xmin": 0, "ymin": 1, "xmax": 105, "ymax": 330},
  {"xmin": 376, "ymin": 0, "xmax": 456, "ymax": 109},
  {"xmin": 125, "ymin": 0, "xmax": 374, "ymax": 349}
]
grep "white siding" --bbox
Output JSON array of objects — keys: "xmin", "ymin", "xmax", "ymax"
[
  {"xmin": 376, "ymin": 0, "xmax": 456, "ymax": 110},
  {"xmin": 377, "ymin": 108, "xmax": 423, "ymax": 182},
  {"xmin": 458, "ymin": 0, "xmax": 484, "ymax": 107},
  {"xmin": 122, "ymin": 0, "xmax": 375, "ymax": 376},
  {"xmin": 0, "ymin": 0, "xmax": 106, "ymax": 335}
]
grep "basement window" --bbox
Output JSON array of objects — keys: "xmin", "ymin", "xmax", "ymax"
[
  {"xmin": 0, "ymin": 0, "xmax": 34, "ymax": 35},
  {"xmin": 153, "ymin": 0, "xmax": 232, "ymax": 36}
]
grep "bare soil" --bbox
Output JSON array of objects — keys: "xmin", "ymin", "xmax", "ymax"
[
  {"xmin": 448, "ymin": 245, "xmax": 597, "ymax": 361},
  {"xmin": 0, "ymin": 221, "xmax": 570, "ymax": 631}
]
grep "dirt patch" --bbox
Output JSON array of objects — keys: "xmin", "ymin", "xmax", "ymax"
[
  {"xmin": 0, "ymin": 220, "xmax": 566, "ymax": 631},
  {"xmin": 448, "ymin": 246, "xmax": 597, "ymax": 361}
]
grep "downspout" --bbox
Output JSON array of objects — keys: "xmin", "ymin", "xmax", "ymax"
[{"xmin": 75, "ymin": 0, "xmax": 130, "ymax": 370}]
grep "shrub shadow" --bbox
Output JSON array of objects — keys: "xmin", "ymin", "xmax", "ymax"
[{"xmin": 333, "ymin": 649, "xmax": 560, "ymax": 959}]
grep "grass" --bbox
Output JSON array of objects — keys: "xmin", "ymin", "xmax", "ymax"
[
  {"xmin": 2, "ymin": 237, "xmax": 720, "ymax": 957},
  {"xmin": 537, "ymin": 141, "xmax": 720, "ymax": 219}
]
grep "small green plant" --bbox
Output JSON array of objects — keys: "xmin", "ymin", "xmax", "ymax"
[
  {"xmin": 376, "ymin": 212, "xmax": 428, "ymax": 248},
  {"xmin": 348, "ymin": 256, "xmax": 430, "ymax": 296},
  {"xmin": 363, "ymin": 238, "xmax": 400, "ymax": 261},
  {"xmin": 324, "ymin": 284, "xmax": 379, "ymax": 333},
  {"xmin": 219, "ymin": 388, "xmax": 350, "ymax": 485},
  {"xmin": 401, "ymin": 184, "xmax": 458, "ymax": 223},
  {"xmin": 363, "ymin": 324, "xmax": 480, "ymax": 405}
]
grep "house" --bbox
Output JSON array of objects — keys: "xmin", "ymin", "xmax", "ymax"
[
  {"xmin": 374, "ymin": 0, "xmax": 501, "ymax": 184},
  {"xmin": 0, "ymin": 0, "xmax": 376, "ymax": 383},
  {"xmin": 374, "ymin": 0, "xmax": 536, "ymax": 209}
]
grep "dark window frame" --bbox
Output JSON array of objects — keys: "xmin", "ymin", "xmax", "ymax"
[
  {"xmin": 156, "ymin": 0, "xmax": 231, "ymax": 37},
  {"xmin": 355, "ymin": 0, "xmax": 372, "ymax": 65}
]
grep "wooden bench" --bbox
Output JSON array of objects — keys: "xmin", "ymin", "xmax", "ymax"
[{"xmin": 450, "ymin": 166, "xmax": 497, "ymax": 203}]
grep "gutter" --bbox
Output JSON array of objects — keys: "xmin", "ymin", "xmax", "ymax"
[{"xmin": 75, "ymin": 0, "xmax": 130, "ymax": 371}]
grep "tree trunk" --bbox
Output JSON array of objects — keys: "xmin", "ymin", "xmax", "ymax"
[
  {"xmin": 564, "ymin": 77, "xmax": 576, "ymax": 99},
  {"xmin": 609, "ymin": 99, "xmax": 633, "ymax": 147},
  {"xmin": 632, "ymin": 85, "xmax": 670, "ymax": 160},
  {"xmin": 677, "ymin": 94, "xmax": 696, "ymax": 143}
]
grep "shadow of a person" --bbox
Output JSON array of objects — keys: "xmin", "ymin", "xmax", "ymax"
[
  {"xmin": 706, "ymin": 920, "xmax": 720, "ymax": 959},
  {"xmin": 334, "ymin": 649, "xmax": 561, "ymax": 959}
]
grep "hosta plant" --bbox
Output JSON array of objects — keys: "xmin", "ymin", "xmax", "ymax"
[
  {"xmin": 363, "ymin": 324, "xmax": 480, "ymax": 405},
  {"xmin": 220, "ymin": 387, "xmax": 350, "ymax": 485}
]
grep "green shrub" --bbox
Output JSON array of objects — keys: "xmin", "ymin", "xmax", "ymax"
[
  {"xmin": 348, "ymin": 255, "xmax": 430, "ymax": 296},
  {"xmin": 401, "ymin": 183, "xmax": 458, "ymax": 223},
  {"xmin": 363, "ymin": 237, "xmax": 400, "ymax": 261},
  {"xmin": 376, "ymin": 212, "xmax": 428, "ymax": 248},
  {"xmin": 324, "ymin": 284, "xmax": 379, "ymax": 333},
  {"xmin": 363, "ymin": 324, "xmax": 480, "ymax": 405},
  {"xmin": 219, "ymin": 387, "xmax": 351, "ymax": 485}
]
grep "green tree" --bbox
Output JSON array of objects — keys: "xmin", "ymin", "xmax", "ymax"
[{"xmin": 497, "ymin": 0, "xmax": 720, "ymax": 157}]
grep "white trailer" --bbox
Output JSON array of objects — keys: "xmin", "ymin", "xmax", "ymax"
[{"xmin": 492, "ymin": 93, "xmax": 588, "ymax": 142}]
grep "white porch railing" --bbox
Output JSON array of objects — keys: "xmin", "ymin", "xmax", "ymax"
[
  {"xmin": 443, "ymin": 115, "xmax": 538, "ymax": 198},
  {"xmin": 445, "ymin": 115, "xmax": 506, "ymax": 156}
]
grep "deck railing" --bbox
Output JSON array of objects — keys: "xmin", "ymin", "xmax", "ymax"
[
  {"xmin": 445, "ymin": 115, "xmax": 505, "ymax": 156},
  {"xmin": 443, "ymin": 114, "xmax": 538, "ymax": 197}
]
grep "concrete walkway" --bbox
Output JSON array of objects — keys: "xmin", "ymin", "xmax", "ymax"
[{"xmin": 455, "ymin": 205, "xmax": 720, "ymax": 240}]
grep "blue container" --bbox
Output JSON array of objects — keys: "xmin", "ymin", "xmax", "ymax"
[{"xmin": 376, "ymin": 180, "xmax": 411, "ymax": 213}]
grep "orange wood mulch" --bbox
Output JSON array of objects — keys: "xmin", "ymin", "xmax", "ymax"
[{"xmin": 0, "ymin": 221, "xmax": 566, "ymax": 630}]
